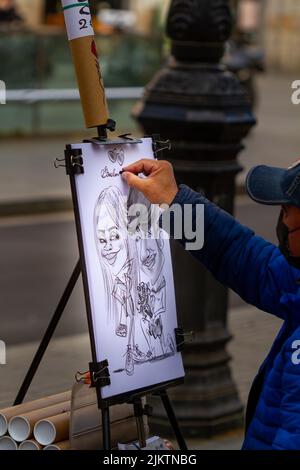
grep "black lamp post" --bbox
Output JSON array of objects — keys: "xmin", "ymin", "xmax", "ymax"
[{"xmin": 132, "ymin": 0, "xmax": 256, "ymax": 437}]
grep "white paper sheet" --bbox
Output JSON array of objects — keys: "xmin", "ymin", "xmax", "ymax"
[{"xmin": 71, "ymin": 138, "xmax": 184, "ymax": 399}]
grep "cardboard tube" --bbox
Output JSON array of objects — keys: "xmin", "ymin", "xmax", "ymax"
[
  {"xmin": 44, "ymin": 440, "xmax": 70, "ymax": 451},
  {"xmin": 70, "ymin": 37, "xmax": 109, "ymax": 128},
  {"xmin": 0, "ymin": 436, "xmax": 18, "ymax": 450},
  {"xmin": 61, "ymin": 0, "xmax": 109, "ymax": 128},
  {"xmin": 8, "ymin": 401, "xmax": 70, "ymax": 443},
  {"xmin": 19, "ymin": 439, "xmax": 42, "ymax": 450},
  {"xmin": 0, "ymin": 391, "xmax": 70, "ymax": 437},
  {"xmin": 34, "ymin": 412, "xmax": 70, "ymax": 446}
]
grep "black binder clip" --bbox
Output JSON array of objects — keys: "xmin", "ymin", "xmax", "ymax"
[
  {"xmin": 151, "ymin": 134, "xmax": 172, "ymax": 159},
  {"xmin": 75, "ymin": 370, "xmax": 89, "ymax": 384},
  {"xmin": 89, "ymin": 360, "xmax": 111, "ymax": 388},
  {"xmin": 54, "ymin": 157, "xmax": 66, "ymax": 169},
  {"xmin": 175, "ymin": 328, "xmax": 194, "ymax": 352},
  {"xmin": 65, "ymin": 146, "xmax": 84, "ymax": 175}
]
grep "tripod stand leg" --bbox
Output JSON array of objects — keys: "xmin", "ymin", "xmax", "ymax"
[
  {"xmin": 102, "ymin": 405, "xmax": 111, "ymax": 450},
  {"xmin": 160, "ymin": 390, "xmax": 188, "ymax": 451},
  {"xmin": 133, "ymin": 398, "xmax": 146, "ymax": 449},
  {"xmin": 13, "ymin": 261, "xmax": 81, "ymax": 406}
]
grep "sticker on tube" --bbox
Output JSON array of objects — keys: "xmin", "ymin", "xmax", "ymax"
[{"xmin": 62, "ymin": 0, "xmax": 94, "ymax": 41}]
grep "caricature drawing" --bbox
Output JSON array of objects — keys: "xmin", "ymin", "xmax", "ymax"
[
  {"xmin": 94, "ymin": 186, "xmax": 145, "ymax": 376},
  {"xmin": 94, "ymin": 185, "xmax": 176, "ymax": 377},
  {"xmin": 71, "ymin": 139, "xmax": 184, "ymax": 398},
  {"xmin": 128, "ymin": 189, "xmax": 176, "ymax": 361}
]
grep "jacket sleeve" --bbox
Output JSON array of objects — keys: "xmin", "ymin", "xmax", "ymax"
[
  {"xmin": 165, "ymin": 184, "xmax": 299, "ymax": 319},
  {"xmin": 272, "ymin": 333, "xmax": 300, "ymax": 450}
]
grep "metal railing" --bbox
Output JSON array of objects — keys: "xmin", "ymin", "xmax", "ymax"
[
  {"xmin": 6, "ymin": 87, "xmax": 144, "ymax": 103},
  {"xmin": 3, "ymin": 87, "xmax": 144, "ymax": 134}
]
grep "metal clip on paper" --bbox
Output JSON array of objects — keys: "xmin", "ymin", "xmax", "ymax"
[
  {"xmin": 175, "ymin": 328, "xmax": 194, "ymax": 352},
  {"xmin": 65, "ymin": 145, "xmax": 84, "ymax": 175},
  {"xmin": 75, "ymin": 370, "xmax": 90, "ymax": 384},
  {"xmin": 151, "ymin": 134, "xmax": 172, "ymax": 158},
  {"xmin": 54, "ymin": 157, "xmax": 66, "ymax": 169},
  {"xmin": 89, "ymin": 360, "xmax": 111, "ymax": 388}
]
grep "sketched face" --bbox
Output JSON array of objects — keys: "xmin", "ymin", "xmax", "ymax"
[
  {"xmin": 96, "ymin": 205, "xmax": 127, "ymax": 269},
  {"xmin": 137, "ymin": 229, "xmax": 165, "ymax": 286}
]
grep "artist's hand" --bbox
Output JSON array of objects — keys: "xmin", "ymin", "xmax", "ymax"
[{"xmin": 121, "ymin": 159, "xmax": 179, "ymax": 205}]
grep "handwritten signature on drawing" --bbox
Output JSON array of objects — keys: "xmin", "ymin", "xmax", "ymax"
[{"xmin": 101, "ymin": 166, "xmax": 120, "ymax": 179}]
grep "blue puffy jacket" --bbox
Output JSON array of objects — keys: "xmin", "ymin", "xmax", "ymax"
[{"xmin": 171, "ymin": 185, "xmax": 300, "ymax": 450}]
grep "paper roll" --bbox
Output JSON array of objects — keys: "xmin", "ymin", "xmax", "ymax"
[
  {"xmin": 8, "ymin": 401, "xmax": 70, "ymax": 443},
  {"xmin": 69, "ymin": 36, "xmax": 109, "ymax": 128},
  {"xmin": 0, "ymin": 391, "xmax": 70, "ymax": 437},
  {"xmin": 44, "ymin": 440, "xmax": 70, "ymax": 451},
  {"xmin": 19, "ymin": 439, "xmax": 42, "ymax": 451},
  {"xmin": 34, "ymin": 412, "xmax": 70, "ymax": 446},
  {"xmin": 0, "ymin": 436, "xmax": 18, "ymax": 450},
  {"xmin": 61, "ymin": 0, "xmax": 109, "ymax": 128}
]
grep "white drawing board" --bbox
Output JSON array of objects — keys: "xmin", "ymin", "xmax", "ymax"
[{"xmin": 70, "ymin": 137, "xmax": 185, "ymax": 400}]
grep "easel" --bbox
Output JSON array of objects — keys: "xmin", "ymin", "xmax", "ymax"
[
  {"xmin": 12, "ymin": 0, "xmax": 188, "ymax": 451},
  {"xmin": 13, "ymin": 126, "xmax": 188, "ymax": 451}
]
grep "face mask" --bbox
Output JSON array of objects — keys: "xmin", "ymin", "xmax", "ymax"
[{"xmin": 276, "ymin": 210, "xmax": 300, "ymax": 270}]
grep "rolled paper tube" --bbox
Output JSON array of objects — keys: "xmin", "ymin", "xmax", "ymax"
[
  {"xmin": 72, "ymin": 416, "xmax": 139, "ymax": 450},
  {"xmin": 34, "ymin": 412, "xmax": 70, "ymax": 446},
  {"xmin": 0, "ymin": 391, "xmax": 70, "ymax": 437},
  {"xmin": 19, "ymin": 439, "xmax": 42, "ymax": 450},
  {"xmin": 0, "ymin": 436, "xmax": 18, "ymax": 450},
  {"xmin": 8, "ymin": 401, "xmax": 70, "ymax": 443},
  {"xmin": 61, "ymin": 0, "xmax": 109, "ymax": 128},
  {"xmin": 44, "ymin": 440, "xmax": 70, "ymax": 450}
]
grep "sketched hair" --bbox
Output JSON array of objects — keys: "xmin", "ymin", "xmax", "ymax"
[
  {"xmin": 94, "ymin": 186, "xmax": 138, "ymax": 325},
  {"xmin": 127, "ymin": 187, "xmax": 162, "ymax": 240},
  {"xmin": 127, "ymin": 187, "xmax": 152, "ymax": 233}
]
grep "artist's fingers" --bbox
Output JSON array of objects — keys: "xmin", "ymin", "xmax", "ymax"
[
  {"xmin": 122, "ymin": 159, "xmax": 160, "ymax": 176},
  {"xmin": 122, "ymin": 171, "xmax": 149, "ymax": 191},
  {"xmin": 122, "ymin": 160, "xmax": 178, "ymax": 205}
]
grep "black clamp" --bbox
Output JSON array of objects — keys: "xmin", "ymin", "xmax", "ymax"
[
  {"xmin": 64, "ymin": 145, "xmax": 84, "ymax": 175},
  {"xmin": 127, "ymin": 398, "xmax": 153, "ymax": 417},
  {"xmin": 151, "ymin": 134, "xmax": 172, "ymax": 159},
  {"xmin": 83, "ymin": 131, "xmax": 142, "ymax": 146},
  {"xmin": 83, "ymin": 119, "xmax": 117, "ymax": 144},
  {"xmin": 89, "ymin": 360, "xmax": 111, "ymax": 388},
  {"xmin": 175, "ymin": 327, "xmax": 194, "ymax": 352}
]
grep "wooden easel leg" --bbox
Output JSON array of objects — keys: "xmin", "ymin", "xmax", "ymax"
[
  {"xmin": 102, "ymin": 405, "xmax": 111, "ymax": 450},
  {"xmin": 13, "ymin": 261, "xmax": 81, "ymax": 405},
  {"xmin": 160, "ymin": 390, "xmax": 188, "ymax": 451}
]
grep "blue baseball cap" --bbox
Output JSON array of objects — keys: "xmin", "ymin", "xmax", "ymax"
[{"xmin": 246, "ymin": 161, "xmax": 300, "ymax": 208}]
